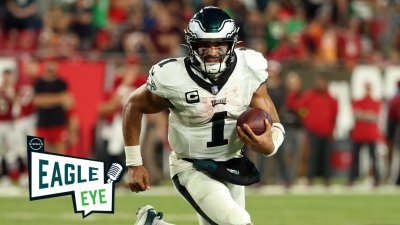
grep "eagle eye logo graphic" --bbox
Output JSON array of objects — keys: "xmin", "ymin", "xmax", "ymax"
[{"xmin": 27, "ymin": 136, "xmax": 124, "ymax": 218}]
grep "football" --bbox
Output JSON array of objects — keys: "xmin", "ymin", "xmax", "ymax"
[{"xmin": 236, "ymin": 108, "xmax": 273, "ymax": 135}]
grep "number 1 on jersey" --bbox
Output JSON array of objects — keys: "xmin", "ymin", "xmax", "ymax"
[{"xmin": 207, "ymin": 111, "xmax": 228, "ymax": 147}]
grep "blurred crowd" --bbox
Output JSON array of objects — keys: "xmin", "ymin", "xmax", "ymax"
[
  {"xmin": 0, "ymin": 0, "xmax": 399, "ymax": 68},
  {"xmin": 1, "ymin": 0, "xmax": 400, "ymax": 189}
]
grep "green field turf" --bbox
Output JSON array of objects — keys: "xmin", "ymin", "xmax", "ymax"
[{"xmin": 1, "ymin": 190, "xmax": 400, "ymax": 225}]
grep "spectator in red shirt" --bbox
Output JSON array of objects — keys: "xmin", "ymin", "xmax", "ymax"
[
  {"xmin": 348, "ymin": 83, "xmax": 382, "ymax": 186},
  {"xmin": 296, "ymin": 74, "xmax": 338, "ymax": 186},
  {"xmin": 387, "ymin": 81, "xmax": 400, "ymax": 186}
]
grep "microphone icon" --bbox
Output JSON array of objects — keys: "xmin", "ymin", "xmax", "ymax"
[{"xmin": 107, "ymin": 163, "xmax": 124, "ymax": 183}]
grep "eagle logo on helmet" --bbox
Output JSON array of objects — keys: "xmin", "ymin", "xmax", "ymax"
[{"xmin": 184, "ymin": 6, "xmax": 239, "ymax": 79}]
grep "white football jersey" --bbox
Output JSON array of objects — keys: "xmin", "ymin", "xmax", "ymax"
[{"xmin": 147, "ymin": 48, "xmax": 268, "ymax": 160}]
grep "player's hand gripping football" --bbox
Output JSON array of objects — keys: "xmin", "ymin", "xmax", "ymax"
[
  {"xmin": 127, "ymin": 165, "xmax": 150, "ymax": 193},
  {"xmin": 236, "ymin": 119, "xmax": 275, "ymax": 155}
]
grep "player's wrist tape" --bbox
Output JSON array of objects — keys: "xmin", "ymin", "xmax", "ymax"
[
  {"xmin": 265, "ymin": 123, "xmax": 285, "ymax": 157},
  {"xmin": 125, "ymin": 145, "xmax": 143, "ymax": 166}
]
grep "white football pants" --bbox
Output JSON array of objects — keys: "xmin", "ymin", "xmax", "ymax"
[{"xmin": 170, "ymin": 154, "xmax": 251, "ymax": 225}]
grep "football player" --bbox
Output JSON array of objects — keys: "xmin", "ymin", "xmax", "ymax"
[
  {"xmin": 0, "ymin": 69, "xmax": 17, "ymax": 185},
  {"xmin": 123, "ymin": 6, "xmax": 285, "ymax": 225}
]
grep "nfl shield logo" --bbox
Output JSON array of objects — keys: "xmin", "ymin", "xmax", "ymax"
[{"xmin": 211, "ymin": 85, "xmax": 219, "ymax": 94}]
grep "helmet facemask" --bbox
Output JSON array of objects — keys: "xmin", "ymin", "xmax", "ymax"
[
  {"xmin": 184, "ymin": 7, "xmax": 239, "ymax": 80},
  {"xmin": 191, "ymin": 41, "xmax": 234, "ymax": 80}
]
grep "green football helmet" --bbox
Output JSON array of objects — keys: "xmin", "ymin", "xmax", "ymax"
[{"xmin": 185, "ymin": 6, "xmax": 239, "ymax": 79}]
